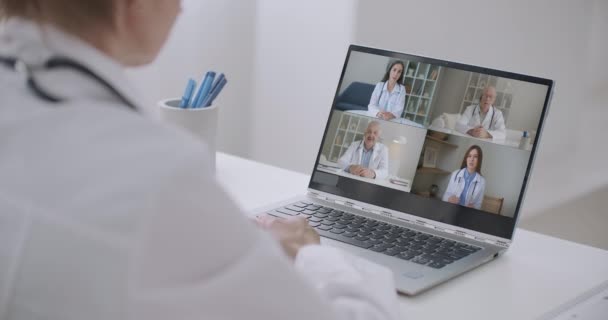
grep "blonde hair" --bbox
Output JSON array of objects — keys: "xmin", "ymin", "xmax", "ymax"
[{"xmin": 0, "ymin": 0, "xmax": 115, "ymax": 32}]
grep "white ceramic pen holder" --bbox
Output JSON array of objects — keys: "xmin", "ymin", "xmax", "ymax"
[{"xmin": 158, "ymin": 98, "xmax": 219, "ymax": 172}]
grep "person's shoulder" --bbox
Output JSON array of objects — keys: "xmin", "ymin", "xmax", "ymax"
[
  {"xmin": 492, "ymin": 106, "xmax": 504, "ymax": 115},
  {"xmin": 464, "ymin": 104, "xmax": 476, "ymax": 112}
]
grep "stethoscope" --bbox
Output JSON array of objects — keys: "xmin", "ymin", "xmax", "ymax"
[
  {"xmin": 453, "ymin": 168, "xmax": 479, "ymax": 199},
  {"xmin": 475, "ymin": 105, "xmax": 496, "ymax": 130},
  {"xmin": 349, "ymin": 140, "xmax": 375, "ymax": 164},
  {"xmin": 376, "ymin": 81, "xmax": 402, "ymax": 109},
  {"xmin": 0, "ymin": 56, "xmax": 137, "ymax": 111}
]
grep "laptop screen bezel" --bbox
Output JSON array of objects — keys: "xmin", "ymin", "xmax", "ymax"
[{"xmin": 307, "ymin": 45, "xmax": 554, "ymax": 240}]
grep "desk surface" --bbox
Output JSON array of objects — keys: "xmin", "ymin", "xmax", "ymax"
[
  {"xmin": 316, "ymin": 164, "xmax": 412, "ymax": 192},
  {"xmin": 216, "ymin": 152, "xmax": 608, "ymax": 320}
]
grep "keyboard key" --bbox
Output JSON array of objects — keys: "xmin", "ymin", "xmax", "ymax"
[
  {"xmin": 277, "ymin": 208, "xmax": 300, "ymax": 216},
  {"xmin": 317, "ymin": 225, "xmax": 332, "ymax": 231},
  {"xmin": 371, "ymin": 245, "xmax": 387, "ymax": 253},
  {"xmin": 383, "ymin": 248, "xmax": 401, "ymax": 256},
  {"xmin": 320, "ymin": 220, "xmax": 335, "ymax": 226},
  {"xmin": 308, "ymin": 222, "xmax": 320, "ymax": 227},
  {"xmin": 412, "ymin": 257, "xmax": 430, "ymax": 265},
  {"xmin": 293, "ymin": 202, "xmax": 309, "ymax": 208},
  {"xmin": 313, "ymin": 213, "xmax": 328, "ymax": 218},
  {"xmin": 318, "ymin": 208, "xmax": 331, "ymax": 214},
  {"xmin": 306, "ymin": 205, "xmax": 321, "ymax": 210},
  {"xmin": 301, "ymin": 210, "xmax": 316, "ymax": 215},
  {"xmin": 285, "ymin": 205, "xmax": 304, "ymax": 212},
  {"xmin": 355, "ymin": 236, "xmax": 369, "ymax": 241},
  {"xmin": 330, "ymin": 228, "xmax": 345, "ymax": 234},
  {"xmin": 428, "ymin": 262, "xmax": 446, "ymax": 269},
  {"xmin": 397, "ymin": 252, "xmax": 417, "ymax": 260},
  {"xmin": 316, "ymin": 229, "xmax": 373, "ymax": 249},
  {"xmin": 308, "ymin": 217, "xmax": 322, "ymax": 222}
]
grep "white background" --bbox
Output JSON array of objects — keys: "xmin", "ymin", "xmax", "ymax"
[{"xmin": 129, "ymin": 0, "xmax": 608, "ymax": 220}]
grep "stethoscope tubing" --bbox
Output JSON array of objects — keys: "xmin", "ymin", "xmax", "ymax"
[{"xmin": 0, "ymin": 55, "xmax": 137, "ymax": 111}]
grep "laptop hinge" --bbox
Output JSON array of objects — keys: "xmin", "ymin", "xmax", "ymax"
[{"xmin": 308, "ymin": 191, "xmax": 510, "ymax": 248}]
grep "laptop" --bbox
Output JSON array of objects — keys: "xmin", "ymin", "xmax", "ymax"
[{"xmin": 253, "ymin": 45, "xmax": 554, "ymax": 295}]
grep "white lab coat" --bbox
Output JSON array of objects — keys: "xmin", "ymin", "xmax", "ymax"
[
  {"xmin": 367, "ymin": 82, "xmax": 406, "ymax": 119},
  {"xmin": 0, "ymin": 19, "xmax": 399, "ymax": 320},
  {"xmin": 337, "ymin": 141, "xmax": 389, "ymax": 180},
  {"xmin": 455, "ymin": 105, "xmax": 506, "ymax": 141},
  {"xmin": 442, "ymin": 169, "xmax": 486, "ymax": 209}
]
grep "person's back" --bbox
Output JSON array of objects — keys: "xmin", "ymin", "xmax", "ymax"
[{"xmin": 0, "ymin": 4, "xmax": 398, "ymax": 320}]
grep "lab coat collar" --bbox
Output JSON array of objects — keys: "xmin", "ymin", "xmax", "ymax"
[
  {"xmin": 0, "ymin": 18, "xmax": 148, "ymax": 112},
  {"xmin": 381, "ymin": 81, "xmax": 403, "ymax": 95},
  {"xmin": 357, "ymin": 141, "xmax": 383, "ymax": 161},
  {"xmin": 456, "ymin": 168, "xmax": 482, "ymax": 182}
]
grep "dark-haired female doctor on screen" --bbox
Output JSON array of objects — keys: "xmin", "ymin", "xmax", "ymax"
[
  {"xmin": 442, "ymin": 145, "xmax": 486, "ymax": 209},
  {"xmin": 0, "ymin": 0, "xmax": 398, "ymax": 319},
  {"xmin": 368, "ymin": 60, "xmax": 406, "ymax": 121}
]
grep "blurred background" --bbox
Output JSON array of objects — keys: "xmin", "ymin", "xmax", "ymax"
[{"xmin": 128, "ymin": 0, "xmax": 608, "ymax": 249}]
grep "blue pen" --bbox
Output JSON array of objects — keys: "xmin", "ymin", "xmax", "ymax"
[
  {"xmin": 192, "ymin": 71, "xmax": 216, "ymax": 108},
  {"xmin": 179, "ymin": 79, "xmax": 196, "ymax": 108},
  {"xmin": 201, "ymin": 77, "xmax": 227, "ymax": 107},
  {"xmin": 209, "ymin": 73, "xmax": 225, "ymax": 96}
]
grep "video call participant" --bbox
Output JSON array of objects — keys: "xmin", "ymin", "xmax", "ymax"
[
  {"xmin": 456, "ymin": 86, "xmax": 506, "ymax": 140},
  {"xmin": 442, "ymin": 145, "xmax": 486, "ymax": 209},
  {"xmin": 338, "ymin": 121, "xmax": 389, "ymax": 179},
  {"xmin": 368, "ymin": 60, "xmax": 406, "ymax": 121}
]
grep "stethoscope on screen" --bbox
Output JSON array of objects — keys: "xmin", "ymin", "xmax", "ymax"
[
  {"xmin": 0, "ymin": 56, "xmax": 137, "ymax": 111},
  {"xmin": 376, "ymin": 81, "xmax": 402, "ymax": 109},
  {"xmin": 454, "ymin": 168, "xmax": 478, "ymax": 199},
  {"xmin": 475, "ymin": 105, "xmax": 496, "ymax": 130}
]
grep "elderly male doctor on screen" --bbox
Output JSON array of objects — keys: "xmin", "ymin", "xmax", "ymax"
[
  {"xmin": 456, "ymin": 86, "xmax": 506, "ymax": 140},
  {"xmin": 0, "ymin": 1, "xmax": 399, "ymax": 319},
  {"xmin": 338, "ymin": 121, "xmax": 389, "ymax": 180}
]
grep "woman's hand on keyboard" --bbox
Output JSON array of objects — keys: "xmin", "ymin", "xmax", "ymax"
[{"xmin": 255, "ymin": 214, "xmax": 320, "ymax": 259}]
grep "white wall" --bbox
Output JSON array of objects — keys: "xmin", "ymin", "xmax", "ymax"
[
  {"xmin": 128, "ymin": 0, "xmax": 607, "ymax": 220},
  {"xmin": 431, "ymin": 69, "xmax": 471, "ymax": 118},
  {"xmin": 127, "ymin": 0, "xmax": 257, "ymax": 158},
  {"xmin": 507, "ymin": 80, "xmax": 546, "ymax": 133},
  {"xmin": 250, "ymin": 0, "xmax": 356, "ymax": 174},
  {"xmin": 339, "ymin": 51, "xmax": 388, "ymax": 95}
]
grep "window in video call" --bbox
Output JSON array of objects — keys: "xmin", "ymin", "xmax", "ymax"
[{"xmin": 310, "ymin": 47, "xmax": 552, "ymax": 239}]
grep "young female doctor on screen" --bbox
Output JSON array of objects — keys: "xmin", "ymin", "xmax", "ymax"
[
  {"xmin": 368, "ymin": 60, "xmax": 406, "ymax": 121},
  {"xmin": 442, "ymin": 145, "xmax": 486, "ymax": 210},
  {"xmin": 0, "ymin": 1, "xmax": 398, "ymax": 319}
]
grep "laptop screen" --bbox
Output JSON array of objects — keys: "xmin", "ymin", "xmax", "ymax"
[{"xmin": 309, "ymin": 45, "xmax": 553, "ymax": 240}]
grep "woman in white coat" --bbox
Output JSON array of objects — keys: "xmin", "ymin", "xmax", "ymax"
[
  {"xmin": 442, "ymin": 145, "xmax": 486, "ymax": 209},
  {"xmin": 368, "ymin": 60, "xmax": 406, "ymax": 121},
  {"xmin": 0, "ymin": 1, "xmax": 398, "ymax": 320}
]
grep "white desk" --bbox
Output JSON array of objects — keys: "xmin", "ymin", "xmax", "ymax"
[
  {"xmin": 316, "ymin": 163, "xmax": 412, "ymax": 192},
  {"xmin": 346, "ymin": 110, "xmax": 426, "ymax": 128},
  {"xmin": 216, "ymin": 152, "xmax": 608, "ymax": 320},
  {"xmin": 430, "ymin": 125, "xmax": 525, "ymax": 149}
]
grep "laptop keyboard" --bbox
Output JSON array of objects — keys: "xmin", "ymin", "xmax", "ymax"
[{"xmin": 266, "ymin": 201, "xmax": 481, "ymax": 269}]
